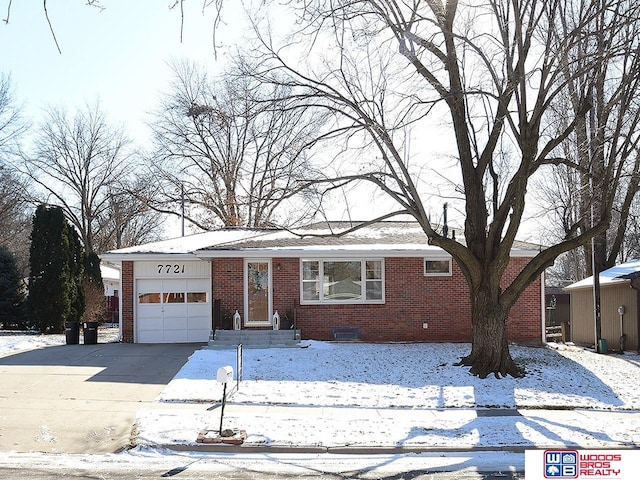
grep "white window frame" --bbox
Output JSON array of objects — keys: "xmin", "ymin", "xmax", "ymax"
[
  {"xmin": 300, "ymin": 258, "xmax": 385, "ymax": 304},
  {"xmin": 424, "ymin": 258, "xmax": 452, "ymax": 276}
]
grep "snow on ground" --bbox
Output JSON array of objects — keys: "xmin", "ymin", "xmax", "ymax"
[
  {"xmin": 137, "ymin": 341, "xmax": 640, "ymax": 451},
  {"xmin": 0, "ymin": 326, "xmax": 120, "ymax": 358},
  {"xmin": 157, "ymin": 341, "xmax": 640, "ymax": 410},
  {"xmin": 2, "ymin": 330, "xmax": 639, "ymax": 473},
  {"xmin": 0, "ymin": 332, "xmax": 71, "ymax": 357}
]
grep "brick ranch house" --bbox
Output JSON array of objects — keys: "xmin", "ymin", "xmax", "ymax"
[{"xmin": 100, "ymin": 221, "xmax": 545, "ymax": 344}]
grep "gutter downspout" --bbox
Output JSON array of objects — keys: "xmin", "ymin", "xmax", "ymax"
[
  {"xmin": 541, "ymin": 270, "xmax": 546, "ymax": 345},
  {"xmin": 630, "ymin": 277, "xmax": 640, "ymax": 353},
  {"xmin": 118, "ymin": 272, "xmax": 123, "ymax": 342}
]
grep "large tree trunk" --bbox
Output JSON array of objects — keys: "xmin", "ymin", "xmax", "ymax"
[{"xmin": 456, "ymin": 283, "xmax": 524, "ymax": 379}]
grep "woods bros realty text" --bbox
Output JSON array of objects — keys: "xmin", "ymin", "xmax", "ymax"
[{"xmin": 525, "ymin": 449, "xmax": 639, "ymax": 479}]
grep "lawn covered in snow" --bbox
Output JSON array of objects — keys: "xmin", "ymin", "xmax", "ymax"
[
  {"xmin": 2, "ymin": 331, "xmax": 639, "ymax": 451},
  {"xmin": 136, "ymin": 340, "xmax": 640, "ymax": 451},
  {"xmin": 158, "ymin": 341, "xmax": 640, "ymax": 410}
]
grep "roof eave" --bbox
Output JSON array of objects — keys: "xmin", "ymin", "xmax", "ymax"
[
  {"xmin": 100, "ymin": 252, "xmax": 202, "ymax": 262},
  {"xmin": 195, "ymin": 246, "xmax": 538, "ymax": 259},
  {"xmin": 564, "ymin": 278, "xmax": 631, "ymax": 291}
]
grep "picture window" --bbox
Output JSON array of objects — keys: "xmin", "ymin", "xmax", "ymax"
[{"xmin": 301, "ymin": 259, "xmax": 384, "ymax": 304}]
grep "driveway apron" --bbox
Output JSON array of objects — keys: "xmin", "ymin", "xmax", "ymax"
[{"xmin": 0, "ymin": 342, "xmax": 201, "ymax": 454}]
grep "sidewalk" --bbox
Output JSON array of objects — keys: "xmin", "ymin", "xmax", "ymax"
[{"xmin": 134, "ymin": 402, "xmax": 640, "ymax": 453}]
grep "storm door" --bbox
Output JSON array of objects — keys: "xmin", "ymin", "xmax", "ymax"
[{"xmin": 245, "ymin": 260, "xmax": 272, "ymax": 325}]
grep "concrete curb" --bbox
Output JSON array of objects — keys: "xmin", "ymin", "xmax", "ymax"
[
  {"xmin": 148, "ymin": 443, "xmax": 530, "ymax": 454},
  {"xmin": 145, "ymin": 442, "xmax": 640, "ymax": 455}
]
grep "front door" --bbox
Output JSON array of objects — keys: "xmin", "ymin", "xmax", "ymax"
[{"xmin": 245, "ymin": 260, "xmax": 272, "ymax": 326}]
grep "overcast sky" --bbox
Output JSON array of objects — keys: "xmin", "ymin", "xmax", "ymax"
[{"xmin": 1, "ymin": 0, "xmax": 248, "ymax": 147}]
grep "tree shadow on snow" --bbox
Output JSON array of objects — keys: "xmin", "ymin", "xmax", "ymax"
[{"xmin": 230, "ymin": 344, "xmax": 628, "ymax": 410}]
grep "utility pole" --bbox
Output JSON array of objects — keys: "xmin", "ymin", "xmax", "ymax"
[
  {"xmin": 588, "ymin": 85, "xmax": 603, "ymax": 353},
  {"xmin": 181, "ymin": 184, "xmax": 185, "ymax": 237}
]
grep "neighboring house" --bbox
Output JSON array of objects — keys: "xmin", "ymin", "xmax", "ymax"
[
  {"xmin": 564, "ymin": 259, "xmax": 640, "ymax": 352},
  {"xmin": 101, "ymin": 265, "xmax": 120, "ymax": 297},
  {"xmin": 101, "ymin": 265, "xmax": 120, "ymax": 324},
  {"xmin": 100, "ymin": 221, "xmax": 545, "ymax": 344}
]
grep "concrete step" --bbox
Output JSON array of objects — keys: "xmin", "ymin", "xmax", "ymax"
[{"xmin": 207, "ymin": 329, "xmax": 302, "ymax": 349}]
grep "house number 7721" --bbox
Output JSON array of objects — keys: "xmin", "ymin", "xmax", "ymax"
[{"xmin": 157, "ymin": 264, "xmax": 185, "ymax": 274}]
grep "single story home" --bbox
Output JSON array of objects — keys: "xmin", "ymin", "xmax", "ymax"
[
  {"xmin": 564, "ymin": 259, "xmax": 640, "ymax": 352},
  {"xmin": 100, "ymin": 221, "xmax": 545, "ymax": 344}
]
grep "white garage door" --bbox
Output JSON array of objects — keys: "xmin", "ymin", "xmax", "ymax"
[{"xmin": 136, "ymin": 278, "xmax": 211, "ymax": 343}]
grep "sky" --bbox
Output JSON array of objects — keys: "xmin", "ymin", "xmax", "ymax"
[
  {"xmin": 0, "ymin": 0, "xmax": 246, "ymax": 148},
  {"xmin": 0, "ymin": 0, "xmax": 409, "ymax": 230},
  {"xmin": 0, "ymin": 1, "xmax": 546, "ymax": 241}
]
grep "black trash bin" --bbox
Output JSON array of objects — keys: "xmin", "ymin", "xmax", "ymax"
[
  {"xmin": 65, "ymin": 321, "xmax": 80, "ymax": 345},
  {"xmin": 83, "ymin": 322, "xmax": 98, "ymax": 345}
]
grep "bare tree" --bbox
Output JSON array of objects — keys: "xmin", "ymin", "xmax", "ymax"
[
  {"xmin": 533, "ymin": 3, "xmax": 640, "ymax": 309},
  {"xmin": 2, "ymin": 1, "xmax": 105, "ymax": 54},
  {"xmin": 146, "ymin": 61, "xmax": 326, "ymax": 229},
  {"xmin": 16, "ymin": 102, "xmax": 133, "ymax": 253},
  {"xmin": 0, "ymin": 166, "xmax": 30, "ymax": 273},
  {"xmin": 0, "ymin": 74, "xmax": 27, "ymax": 156},
  {"xmin": 237, "ymin": 0, "xmax": 639, "ymax": 377},
  {"xmin": 548, "ymin": 2, "xmax": 640, "ymax": 278},
  {"xmin": 0, "ymin": 73, "xmax": 30, "ymax": 273},
  {"xmin": 94, "ymin": 178, "xmax": 165, "ymax": 251}
]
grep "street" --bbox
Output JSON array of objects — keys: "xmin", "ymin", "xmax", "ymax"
[
  {"xmin": 0, "ymin": 469, "xmax": 524, "ymax": 480},
  {"xmin": 0, "ymin": 451, "xmax": 524, "ymax": 479}
]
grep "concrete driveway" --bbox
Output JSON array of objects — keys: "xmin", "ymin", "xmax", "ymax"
[{"xmin": 0, "ymin": 342, "xmax": 203, "ymax": 454}]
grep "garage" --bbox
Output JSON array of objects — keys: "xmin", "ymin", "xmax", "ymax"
[{"xmin": 135, "ymin": 261, "xmax": 211, "ymax": 343}]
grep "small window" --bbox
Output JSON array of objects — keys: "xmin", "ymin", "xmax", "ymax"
[
  {"xmin": 302, "ymin": 261, "xmax": 320, "ymax": 301},
  {"xmin": 187, "ymin": 292, "xmax": 207, "ymax": 303},
  {"xmin": 165, "ymin": 292, "xmax": 185, "ymax": 303},
  {"xmin": 365, "ymin": 260, "xmax": 383, "ymax": 300},
  {"xmin": 138, "ymin": 292, "xmax": 161, "ymax": 303},
  {"xmin": 424, "ymin": 258, "xmax": 452, "ymax": 276}
]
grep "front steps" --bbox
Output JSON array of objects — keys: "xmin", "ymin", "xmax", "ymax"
[{"xmin": 208, "ymin": 329, "xmax": 302, "ymax": 349}]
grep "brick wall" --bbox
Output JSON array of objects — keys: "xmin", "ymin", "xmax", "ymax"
[
  {"xmin": 121, "ymin": 261, "xmax": 134, "ymax": 343},
  {"xmin": 210, "ymin": 256, "xmax": 542, "ymax": 344},
  {"xmin": 211, "ymin": 258, "xmax": 245, "ymax": 323},
  {"xmin": 504, "ymin": 257, "xmax": 543, "ymax": 344}
]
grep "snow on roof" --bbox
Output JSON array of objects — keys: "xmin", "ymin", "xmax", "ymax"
[
  {"xmin": 198, "ymin": 222, "xmax": 433, "ymax": 252},
  {"xmin": 101, "ymin": 228, "xmax": 276, "ymax": 258},
  {"xmin": 564, "ymin": 259, "xmax": 640, "ymax": 290},
  {"xmin": 100, "ymin": 265, "xmax": 120, "ymax": 280},
  {"xmin": 101, "ymin": 221, "xmax": 541, "ymax": 259}
]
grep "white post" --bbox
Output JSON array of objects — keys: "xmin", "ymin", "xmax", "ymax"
[
  {"xmin": 273, "ymin": 310, "xmax": 280, "ymax": 330},
  {"xmin": 233, "ymin": 310, "xmax": 241, "ymax": 330}
]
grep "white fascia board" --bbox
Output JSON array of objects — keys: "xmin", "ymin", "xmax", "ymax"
[
  {"xmin": 564, "ymin": 276, "xmax": 630, "ymax": 291},
  {"xmin": 196, "ymin": 246, "xmax": 445, "ymax": 259},
  {"xmin": 196, "ymin": 246, "xmax": 537, "ymax": 259},
  {"xmin": 509, "ymin": 248, "xmax": 540, "ymax": 258},
  {"xmin": 104, "ymin": 247, "xmax": 537, "ymax": 261},
  {"xmin": 100, "ymin": 258, "xmax": 122, "ymax": 269},
  {"xmin": 100, "ymin": 253, "xmax": 202, "ymax": 262}
]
